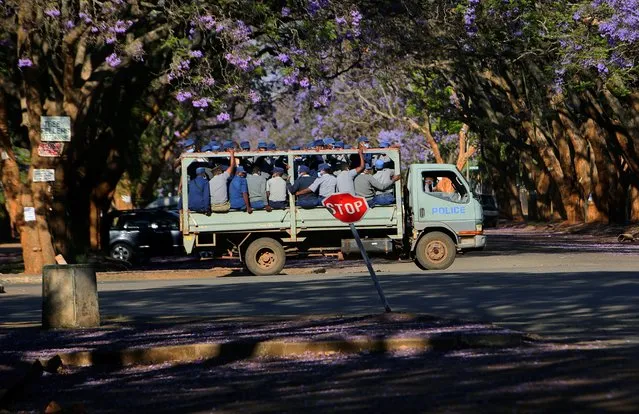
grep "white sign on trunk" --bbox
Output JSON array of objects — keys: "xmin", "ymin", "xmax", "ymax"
[
  {"xmin": 33, "ymin": 169, "xmax": 55, "ymax": 182},
  {"xmin": 23, "ymin": 207, "xmax": 36, "ymax": 222},
  {"xmin": 41, "ymin": 116, "xmax": 71, "ymax": 142}
]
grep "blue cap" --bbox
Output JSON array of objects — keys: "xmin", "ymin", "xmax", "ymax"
[
  {"xmin": 292, "ymin": 145, "xmax": 301, "ymax": 150},
  {"xmin": 201, "ymin": 144, "xmax": 212, "ymax": 152},
  {"xmin": 379, "ymin": 141, "xmax": 390, "ymax": 148},
  {"xmin": 344, "ymin": 144, "xmax": 353, "ymax": 149},
  {"xmin": 268, "ymin": 142, "xmax": 277, "ymax": 150},
  {"xmin": 318, "ymin": 163, "xmax": 331, "ymax": 171},
  {"xmin": 180, "ymin": 138, "xmax": 195, "ymax": 147},
  {"xmin": 257, "ymin": 141, "xmax": 268, "ymax": 149},
  {"xmin": 357, "ymin": 136, "xmax": 369, "ymax": 143},
  {"xmin": 272, "ymin": 166, "xmax": 284, "ymax": 174},
  {"xmin": 240, "ymin": 141, "xmax": 250, "ymax": 150},
  {"xmin": 223, "ymin": 140, "xmax": 234, "ymax": 149},
  {"xmin": 313, "ymin": 139, "xmax": 325, "ymax": 147},
  {"xmin": 299, "ymin": 165, "xmax": 310, "ymax": 174},
  {"xmin": 375, "ymin": 159, "xmax": 385, "ymax": 169},
  {"xmin": 211, "ymin": 144, "xmax": 221, "ymax": 151},
  {"xmin": 334, "ymin": 141, "xmax": 344, "ymax": 148},
  {"xmin": 364, "ymin": 163, "xmax": 372, "ymax": 170},
  {"xmin": 196, "ymin": 167, "xmax": 206, "ymax": 174},
  {"xmin": 236, "ymin": 165, "xmax": 245, "ymax": 173},
  {"xmin": 323, "ymin": 137, "xmax": 335, "ymax": 145}
]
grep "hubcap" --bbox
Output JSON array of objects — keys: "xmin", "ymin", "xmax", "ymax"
[
  {"xmin": 256, "ymin": 248, "xmax": 276, "ymax": 269},
  {"xmin": 113, "ymin": 245, "xmax": 130, "ymax": 261},
  {"xmin": 426, "ymin": 241, "xmax": 447, "ymax": 263}
]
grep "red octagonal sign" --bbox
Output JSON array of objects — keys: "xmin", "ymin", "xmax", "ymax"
[{"xmin": 322, "ymin": 193, "xmax": 369, "ymax": 223}]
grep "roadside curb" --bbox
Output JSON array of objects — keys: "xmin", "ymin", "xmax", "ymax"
[{"xmin": 57, "ymin": 332, "xmax": 526, "ymax": 368}]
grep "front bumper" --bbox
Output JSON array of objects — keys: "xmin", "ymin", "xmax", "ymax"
[{"xmin": 459, "ymin": 235, "xmax": 487, "ymax": 251}]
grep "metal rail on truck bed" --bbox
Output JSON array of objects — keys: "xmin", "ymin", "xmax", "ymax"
[{"xmin": 179, "ymin": 149, "xmax": 403, "ymax": 253}]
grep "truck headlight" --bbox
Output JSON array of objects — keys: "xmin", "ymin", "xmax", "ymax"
[{"xmin": 476, "ymin": 224, "xmax": 483, "ymax": 232}]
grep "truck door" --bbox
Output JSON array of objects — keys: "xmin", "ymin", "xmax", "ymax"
[{"xmin": 412, "ymin": 168, "xmax": 475, "ymax": 233}]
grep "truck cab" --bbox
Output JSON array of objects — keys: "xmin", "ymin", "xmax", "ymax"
[{"xmin": 406, "ymin": 164, "xmax": 486, "ymax": 269}]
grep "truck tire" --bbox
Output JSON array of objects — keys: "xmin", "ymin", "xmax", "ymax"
[
  {"xmin": 414, "ymin": 231, "xmax": 456, "ymax": 270},
  {"xmin": 244, "ymin": 237, "xmax": 286, "ymax": 276}
]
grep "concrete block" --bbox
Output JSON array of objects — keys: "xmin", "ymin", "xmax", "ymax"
[{"xmin": 42, "ymin": 265, "xmax": 100, "ymax": 329}]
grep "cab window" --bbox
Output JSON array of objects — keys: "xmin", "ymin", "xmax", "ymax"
[{"xmin": 420, "ymin": 171, "xmax": 469, "ymax": 204}]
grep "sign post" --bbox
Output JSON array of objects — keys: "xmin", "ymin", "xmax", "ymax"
[{"xmin": 322, "ymin": 193, "xmax": 392, "ymax": 313}]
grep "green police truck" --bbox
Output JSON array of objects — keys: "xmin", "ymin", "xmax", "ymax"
[{"xmin": 179, "ymin": 148, "xmax": 485, "ymax": 275}]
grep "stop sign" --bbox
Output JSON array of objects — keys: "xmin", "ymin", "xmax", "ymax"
[{"xmin": 322, "ymin": 193, "xmax": 369, "ymax": 223}]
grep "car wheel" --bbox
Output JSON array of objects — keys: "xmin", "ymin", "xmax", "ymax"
[
  {"xmin": 414, "ymin": 231, "xmax": 456, "ymax": 270},
  {"xmin": 111, "ymin": 243, "xmax": 134, "ymax": 263},
  {"xmin": 244, "ymin": 237, "xmax": 286, "ymax": 276}
]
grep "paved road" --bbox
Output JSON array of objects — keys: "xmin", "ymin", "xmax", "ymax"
[{"xmin": 2, "ymin": 231, "xmax": 639, "ymax": 343}]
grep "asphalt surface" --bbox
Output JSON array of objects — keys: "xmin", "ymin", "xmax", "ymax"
[
  {"xmin": 2, "ymin": 230, "xmax": 639, "ymax": 343},
  {"xmin": 2, "ymin": 229, "xmax": 639, "ymax": 413}
]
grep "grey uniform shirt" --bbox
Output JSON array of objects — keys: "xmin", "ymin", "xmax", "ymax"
[
  {"xmin": 247, "ymin": 174, "xmax": 267, "ymax": 203},
  {"xmin": 373, "ymin": 169, "xmax": 395, "ymax": 194},
  {"xmin": 354, "ymin": 174, "xmax": 388, "ymax": 199},
  {"xmin": 336, "ymin": 169, "xmax": 358, "ymax": 195},
  {"xmin": 209, "ymin": 171, "xmax": 230, "ymax": 204},
  {"xmin": 308, "ymin": 173, "xmax": 337, "ymax": 198},
  {"xmin": 267, "ymin": 176, "xmax": 288, "ymax": 202}
]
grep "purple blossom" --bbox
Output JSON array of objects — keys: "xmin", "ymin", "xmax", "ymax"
[
  {"xmin": 201, "ymin": 77, "xmax": 215, "ymax": 86},
  {"xmin": 249, "ymin": 90, "xmax": 261, "ymax": 103},
  {"xmin": 17, "ymin": 58, "xmax": 33, "ymax": 68},
  {"xmin": 199, "ymin": 15, "xmax": 216, "ymax": 30},
  {"xmin": 350, "ymin": 10, "xmax": 362, "ymax": 25},
  {"xmin": 597, "ymin": 62, "xmax": 609, "ymax": 74},
  {"xmin": 178, "ymin": 59, "xmax": 191, "ymax": 70},
  {"xmin": 230, "ymin": 20, "xmax": 252, "ymax": 42},
  {"xmin": 105, "ymin": 53, "xmax": 121, "ymax": 67},
  {"xmin": 176, "ymin": 91, "xmax": 193, "ymax": 102},
  {"xmin": 299, "ymin": 78, "xmax": 310, "ymax": 88},
  {"xmin": 216, "ymin": 112, "xmax": 231, "ymax": 123},
  {"xmin": 110, "ymin": 20, "xmax": 131, "ymax": 34},
  {"xmin": 174, "ymin": 131, "xmax": 181, "ymax": 137},
  {"xmin": 167, "ymin": 111, "xmax": 174, "ymax": 118},
  {"xmin": 281, "ymin": 7, "xmax": 291, "ymax": 17},
  {"xmin": 45, "ymin": 9, "xmax": 61, "ymax": 18},
  {"xmin": 192, "ymin": 98, "xmax": 210, "ymax": 108},
  {"xmin": 90, "ymin": 26, "xmax": 99, "ymax": 33},
  {"xmin": 335, "ymin": 16, "xmax": 347, "ymax": 25},
  {"xmin": 106, "ymin": 36, "xmax": 116, "ymax": 44},
  {"xmin": 277, "ymin": 53, "xmax": 290, "ymax": 63},
  {"xmin": 224, "ymin": 53, "xmax": 252, "ymax": 71},
  {"xmin": 65, "ymin": 20, "xmax": 75, "ymax": 29},
  {"xmin": 189, "ymin": 50, "xmax": 203, "ymax": 58}
]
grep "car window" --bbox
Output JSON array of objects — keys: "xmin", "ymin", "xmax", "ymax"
[{"xmin": 121, "ymin": 216, "xmax": 149, "ymax": 230}]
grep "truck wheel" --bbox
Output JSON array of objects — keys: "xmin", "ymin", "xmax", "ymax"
[
  {"xmin": 414, "ymin": 232, "xmax": 456, "ymax": 270},
  {"xmin": 244, "ymin": 238, "xmax": 286, "ymax": 276}
]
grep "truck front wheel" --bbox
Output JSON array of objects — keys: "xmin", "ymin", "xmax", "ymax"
[
  {"xmin": 244, "ymin": 237, "xmax": 286, "ymax": 276},
  {"xmin": 414, "ymin": 232, "xmax": 456, "ymax": 270}
]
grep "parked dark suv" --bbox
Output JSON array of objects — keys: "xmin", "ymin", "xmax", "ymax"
[
  {"xmin": 105, "ymin": 209, "xmax": 183, "ymax": 263},
  {"xmin": 477, "ymin": 194, "xmax": 499, "ymax": 227}
]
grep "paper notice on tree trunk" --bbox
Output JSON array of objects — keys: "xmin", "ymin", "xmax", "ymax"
[
  {"xmin": 24, "ymin": 207, "xmax": 36, "ymax": 222},
  {"xmin": 33, "ymin": 169, "xmax": 55, "ymax": 182},
  {"xmin": 37, "ymin": 143, "xmax": 64, "ymax": 157},
  {"xmin": 41, "ymin": 116, "xmax": 71, "ymax": 142}
]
